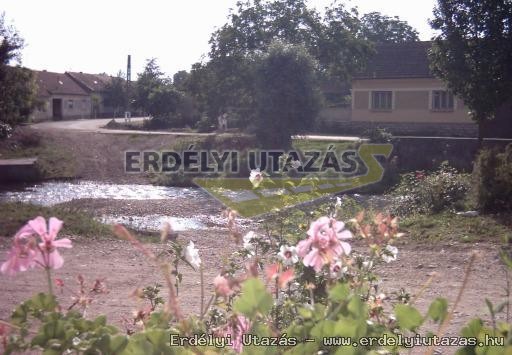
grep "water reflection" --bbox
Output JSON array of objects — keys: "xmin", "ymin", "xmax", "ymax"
[
  {"xmin": 100, "ymin": 214, "xmax": 207, "ymax": 231},
  {"xmin": 0, "ymin": 181, "xmax": 207, "ymax": 206}
]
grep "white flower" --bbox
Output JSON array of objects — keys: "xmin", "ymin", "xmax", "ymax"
[
  {"xmin": 278, "ymin": 245, "xmax": 299, "ymax": 266},
  {"xmin": 330, "ymin": 260, "xmax": 348, "ymax": 278},
  {"xmin": 243, "ymin": 231, "xmax": 257, "ymax": 255},
  {"xmin": 335, "ymin": 196, "xmax": 342, "ymax": 209},
  {"xmin": 249, "ymin": 169, "xmax": 263, "ymax": 188},
  {"xmin": 362, "ymin": 260, "xmax": 373, "ymax": 270},
  {"xmin": 184, "ymin": 241, "xmax": 201, "ymax": 270},
  {"xmin": 381, "ymin": 245, "xmax": 398, "ymax": 263},
  {"xmin": 290, "ymin": 160, "xmax": 302, "ymax": 169}
]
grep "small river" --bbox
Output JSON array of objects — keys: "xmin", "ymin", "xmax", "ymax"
[
  {"xmin": 0, "ymin": 181, "xmax": 216, "ymax": 231},
  {"xmin": 0, "ymin": 180, "xmax": 392, "ymax": 232}
]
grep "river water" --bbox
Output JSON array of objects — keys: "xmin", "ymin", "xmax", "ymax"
[
  {"xmin": 0, "ymin": 180, "xmax": 392, "ymax": 232},
  {"xmin": 0, "ymin": 180, "xmax": 215, "ymax": 231}
]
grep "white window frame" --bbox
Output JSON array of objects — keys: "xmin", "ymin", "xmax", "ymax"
[
  {"xmin": 370, "ymin": 91, "xmax": 393, "ymax": 111},
  {"xmin": 430, "ymin": 90, "xmax": 455, "ymax": 111}
]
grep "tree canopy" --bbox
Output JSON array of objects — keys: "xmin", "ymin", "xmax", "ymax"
[
  {"xmin": 102, "ymin": 71, "xmax": 130, "ymax": 117},
  {"xmin": 359, "ymin": 12, "xmax": 419, "ymax": 43},
  {"xmin": 194, "ymin": 0, "xmax": 420, "ymax": 135},
  {"xmin": 429, "ymin": 0, "xmax": 512, "ymax": 126},
  {"xmin": 134, "ymin": 58, "xmax": 167, "ymax": 114},
  {"xmin": 253, "ymin": 41, "xmax": 322, "ymax": 148},
  {"xmin": 208, "ymin": 0, "xmax": 374, "ymax": 81},
  {"xmin": 0, "ymin": 13, "xmax": 39, "ymax": 128}
]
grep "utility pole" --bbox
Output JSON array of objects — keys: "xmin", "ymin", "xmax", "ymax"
[{"xmin": 125, "ymin": 55, "xmax": 132, "ymax": 121}]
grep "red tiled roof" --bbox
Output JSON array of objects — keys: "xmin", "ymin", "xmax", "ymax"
[
  {"xmin": 34, "ymin": 70, "xmax": 89, "ymax": 96},
  {"xmin": 354, "ymin": 41, "xmax": 434, "ymax": 80},
  {"xmin": 66, "ymin": 72, "xmax": 112, "ymax": 93}
]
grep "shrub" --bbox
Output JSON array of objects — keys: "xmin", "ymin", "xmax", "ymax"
[
  {"xmin": 363, "ymin": 127, "xmax": 393, "ymax": 143},
  {"xmin": 196, "ymin": 114, "xmax": 215, "ymax": 133},
  {"xmin": 0, "ymin": 121, "xmax": 13, "ymax": 139},
  {"xmin": 390, "ymin": 161, "xmax": 470, "ymax": 215},
  {"xmin": 473, "ymin": 143, "xmax": 512, "ymax": 212}
]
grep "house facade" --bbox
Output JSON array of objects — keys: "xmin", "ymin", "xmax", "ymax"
[
  {"xmin": 330, "ymin": 41, "xmax": 479, "ymax": 137},
  {"xmin": 32, "ymin": 70, "xmax": 92, "ymax": 121},
  {"xmin": 66, "ymin": 72, "xmax": 116, "ymax": 118},
  {"xmin": 31, "ymin": 70, "xmax": 115, "ymax": 121}
]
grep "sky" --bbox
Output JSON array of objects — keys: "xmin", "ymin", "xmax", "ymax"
[{"xmin": 1, "ymin": 0, "xmax": 438, "ymax": 78}]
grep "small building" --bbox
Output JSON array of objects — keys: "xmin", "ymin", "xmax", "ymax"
[
  {"xmin": 66, "ymin": 72, "xmax": 115, "ymax": 118},
  {"xmin": 349, "ymin": 41, "xmax": 478, "ymax": 136},
  {"xmin": 32, "ymin": 70, "xmax": 92, "ymax": 121}
]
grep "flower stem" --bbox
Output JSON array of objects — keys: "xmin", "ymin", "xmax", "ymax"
[
  {"xmin": 200, "ymin": 264, "xmax": 205, "ymax": 317},
  {"xmin": 45, "ymin": 267, "xmax": 53, "ymax": 296}
]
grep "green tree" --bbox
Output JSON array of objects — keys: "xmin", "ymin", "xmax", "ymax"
[
  {"xmin": 134, "ymin": 58, "xmax": 166, "ymax": 114},
  {"xmin": 209, "ymin": 0, "xmax": 372, "ymax": 80},
  {"xmin": 203, "ymin": 0, "xmax": 373, "ymax": 128},
  {"xmin": 0, "ymin": 13, "xmax": 39, "ymax": 128},
  {"xmin": 102, "ymin": 72, "xmax": 129, "ymax": 118},
  {"xmin": 429, "ymin": 0, "xmax": 512, "ymax": 140},
  {"xmin": 172, "ymin": 70, "xmax": 190, "ymax": 92},
  {"xmin": 146, "ymin": 84, "xmax": 186, "ymax": 128},
  {"xmin": 359, "ymin": 12, "xmax": 419, "ymax": 43},
  {"xmin": 254, "ymin": 41, "xmax": 322, "ymax": 148}
]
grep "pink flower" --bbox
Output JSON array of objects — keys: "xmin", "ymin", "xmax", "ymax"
[
  {"xmin": 1, "ymin": 216, "xmax": 72, "ymax": 276},
  {"xmin": 265, "ymin": 263, "xmax": 295, "ymax": 289},
  {"xmin": 224, "ymin": 315, "xmax": 251, "ymax": 353},
  {"xmin": 214, "ymin": 275, "xmax": 234, "ymax": 297},
  {"xmin": 296, "ymin": 217, "xmax": 352, "ymax": 272},
  {"xmin": 1, "ymin": 224, "xmax": 38, "ymax": 276},
  {"xmin": 30, "ymin": 217, "xmax": 72, "ymax": 269}
]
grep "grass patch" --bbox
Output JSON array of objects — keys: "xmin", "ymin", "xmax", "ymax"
[
  {"xmin": 400, "ymin": 212, "xmax": 512, "ymax": 243},
  {"xmin": 291, "ymin": 138, "xmax": 358, "ymax": 153},
  {"xmin": 0, "ymin": 202, "xmax": 110, "ymax": 238},
  {"xmin": 0, "ymin": 141, "xmax": 76, "ymax": 179}
]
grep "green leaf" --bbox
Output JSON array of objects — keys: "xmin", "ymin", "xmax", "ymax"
[
  {"xmin": 334, "ymin": 317, "xmax": 368, "ymax": 340},
  {"xmin": 109, "ymin": 335, "xmax": 129, "ymax": 353},
  {"xmin": 394, "ymin": 304, "xmax": 424, "ymax": 331},
  {"xmin": 347, "ymin": 297, "xmax": 367, "ymax": 319},
  {"xmin": 427, "ymin": 298, "xmax": 448, "ymax": 323},
  {"xmin": 297, "ymin": 307, "xmax": 313, "ymax": 319},
  {"xmin": 328, "ymin": 283, "xmax": 350, "ymax": 303},
  {"xmin": 233, "ymin": 278, "xmax": 273, "ymax": 318},
  {"xmin": 311, "ymin": 319, "xmax": 336, "ymax": 339},
  {"xmin": 120, "ymin": 334, "xmax": 155, "ymax": 355},
  {"xmin": 93, "ymin": 315, "xmax": 107, "ymax": 327},
  {"xmin": 31, "ymin": 292, "xmax": 58, "ymax": 311},
  {"xmin": 460, "ymin": 318, "xmax": 483, "ymax": 338},
  {"xmin": 145, "ymin": 329, "xmax": 170, "ymax": 348}
]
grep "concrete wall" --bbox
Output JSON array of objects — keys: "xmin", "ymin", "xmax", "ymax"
[
  {"xmin": 32, "ymin": 95, "xmax": 91, "ymax": 121},
  {"xmin": 351, "ymin": 78, "xmax": 472, "ymax": 124},
  {"xmin": 56, "ymin": 95, "xmax": 91, "ymax": 119},
  {"xmin": 32, "ymin": 98, "xmax": 50, "ymax": 122},
  {"xmin": 318, "ymin": 106, "xmax": 351, "ymax": 122},
  {"xmin": 317, "ymin": 120, "xmax": 478, "ymax": 137}
]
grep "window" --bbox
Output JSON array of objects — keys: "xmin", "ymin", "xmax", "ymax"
[
  {"xmin": 371, "ymin": 91, "xmax": 392, "ymax": 110},
  {"xmin": 67, "ymin": 100, "xmax": 74, "ymax": 110},
  {"xmin": 432, "ymin": 90, "xmax": 454, "ymax": 110}
]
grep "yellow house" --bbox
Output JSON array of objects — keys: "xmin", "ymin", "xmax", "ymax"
[{"xmin": 350, "ymin": 41, "xmax": 477, "ymax": 136}]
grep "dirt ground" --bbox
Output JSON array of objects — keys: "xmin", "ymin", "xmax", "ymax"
[
  {"xmin": 0, "ymin": 230, "xmax": 506, "ymax": 352},
  {"xmin": 0, "ymin": 128, "xmax": 509, "ymax": 354}
]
